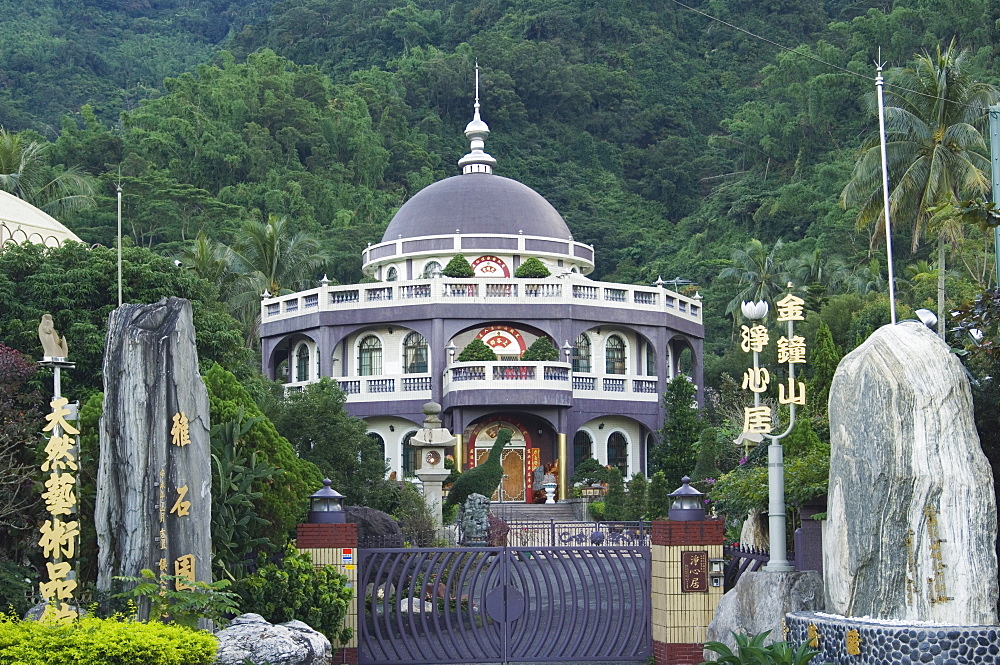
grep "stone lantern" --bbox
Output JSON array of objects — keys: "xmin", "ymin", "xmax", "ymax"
[
  {"xmin": 668, "ymin": 476, "xmax": 706, "ymax": 521},
  {"xmin": 409, "ymin": 402, "xmax": 456, "ymax": 526}
]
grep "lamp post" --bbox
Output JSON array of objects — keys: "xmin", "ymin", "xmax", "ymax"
[
  {"xmin": 668, "ymin": 476, "xmax": 706, "ymax": 521},
  {"xmin": 307, "ymin": 479, "xmax": 346, "ymax": 524}
]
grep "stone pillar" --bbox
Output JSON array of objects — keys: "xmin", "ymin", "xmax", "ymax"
[
  {"xmin": 651, "ymin": 519, "xmax": 725, "ymax": 665},
  {"xmin": 297, "ymin": 521, "xmax": 358, "ymax": 665}
]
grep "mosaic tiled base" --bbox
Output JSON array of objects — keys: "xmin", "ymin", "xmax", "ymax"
[{"xmin": 787, "ymin": 611, "xmax": 1000, "ymax": 665}]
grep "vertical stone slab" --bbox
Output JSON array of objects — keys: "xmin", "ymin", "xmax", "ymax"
[
  {"xmin": 96, "ymin": 298, "xmax": 211, "ymax": 595},
  {"xmin": 825, "ymin": 321, "xmax": 998, "ymax": 624}
]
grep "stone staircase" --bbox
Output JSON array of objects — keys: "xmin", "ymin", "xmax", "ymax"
[{"xmin": 491, "ymin": 500, "xmax": 584, "ymax": 522}]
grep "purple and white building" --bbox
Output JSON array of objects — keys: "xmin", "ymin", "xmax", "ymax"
[{"xmin": 260, "ymin": 94, "xmax": 703, "ymax": 502}]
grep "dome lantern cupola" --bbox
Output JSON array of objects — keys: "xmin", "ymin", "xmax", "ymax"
[{"xmin": 457, "ymin": 63, "xmax": 496, "ymax": 175}]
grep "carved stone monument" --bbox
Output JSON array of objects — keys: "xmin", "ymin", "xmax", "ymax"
[
  {"xmin": 96, "ymin": 298, "xmax": 211, "ymax": 602},
  {"xmin": 824, "ymin": 321, "xmax": 997, "ymax": 624},
  {"xmin": 409, "ymin": 402, "xmax": 455, "ymax": 527}
]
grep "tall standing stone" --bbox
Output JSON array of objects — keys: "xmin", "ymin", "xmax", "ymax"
[
  {"xmin": 96, "ymin": 298, "xmax": 211, "ymax": 598},
  {"xmin": 825, "ymin": 321, "xmax": 997, "ymax": 624}
]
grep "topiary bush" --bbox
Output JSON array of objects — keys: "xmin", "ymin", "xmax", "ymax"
[
  {"xmin": 236, "ymin": 543, "xmax": 353, "ymax": 646},
  {"xmin": 0, "ymin": 614, "xmax": 218, "ymax": 665},
  {"xmin": 514, "ymin": 257, "xmax": 550, "ymax": 278},
  {"xmin": 457, "ymin": 339, "xmax": 497, "ymax": 361},
  {"xmin": 521, "ymin": 337, "xmax": 559, "ymax": 361},
  {"xmin": 571, "ymin": 458, "xmax": 608, "ymax": 486},
  {"xmin": 442, "ymin": 255, "xmax": 474, "ymax": 277}
]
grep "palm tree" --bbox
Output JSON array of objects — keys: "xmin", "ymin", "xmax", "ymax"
[
  {"xmin": 0, "ymin": 128, "xmax": 96, "ymax": 218},
  {"xmin": 719, "ymin": 238, "xmax": 791, "ymax": 321},
  {"xmin": 840, "ymin": 42, "xmax": 1000, "ymax": 334},
  {"xmin": 227, "ymin": 216, "xmax": 329, "ymax": 344}
]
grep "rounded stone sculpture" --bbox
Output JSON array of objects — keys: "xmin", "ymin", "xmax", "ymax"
[
  {"xmin": 825, "ymin": 321, "xmax": 998, "ymax": 624},
  {"xmin": 213, "ymin": 613, "xmax": 332, "ymax": 665}
]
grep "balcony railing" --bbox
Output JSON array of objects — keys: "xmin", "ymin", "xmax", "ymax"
[
  {"xmin": 444, "ymin": 361, "xmax": 571, "ymax": 396},
  {"xmin": 262, "ymin": 277, "xmax": 702, "ymax": 325}
]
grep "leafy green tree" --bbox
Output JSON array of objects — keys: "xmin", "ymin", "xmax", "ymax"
[
  {"xmin": 521, "ymin": 336, "xmax": 559, "ymax": 361},
  {"xmin": 265, "ymin": 378, "xmax": 394, "ymax": 511},
  {"xmin": 0, "ymin": 241, "xmax": 252, "ymax": 398},
  {"xmin": 646, "ymin": 471, "xmax": 672, "ymax": 521},
  {"xmin": 690, "ymin": 427, "xmax": 724, "ymax": 484},
  {"xmin": 442, "ymin": 254, "xmax": 474, "ymax": 277},
  {"xmin": 514, "ymin": 257, "xmax": 550, "ymax": 278},
  {"xmin": 719, "ymin": 238, "xmax": 791, "ymax": 321},
  {"xmin": 203, "ymin": 364, "xmax": 322, "ymax": 545},
  {"xmin": 806, "ymin": 321, "xmax": 840, "ymax": 428},
  {"xmin": 653, "ymin": 376, "xmax": 703, "ymax": 484},
  {"xmin": 0, "ymin": 128, "xmax": 97, "ymax": 218},
  {"xmin": 457, "ymin": 338, "xmax": 496, "ymax": 361},
  {"xmin": 602, "ymin": 467, "xmax": 627, "ymax": 521},
  {"xmin": 570, "ymin": 458, "xmax": 608, "ymax": 486},
  {"xmin": 625, "ymin": 473, "xmax": 649, "ymax": 522},
  {"xmin": 841, "ymin": 42, "xmax": 999, "ymax": 333}
]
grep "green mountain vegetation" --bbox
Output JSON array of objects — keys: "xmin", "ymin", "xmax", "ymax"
[{"xmin": 3, "ymin": 0, "xmax": 1000, "ymax": 577}]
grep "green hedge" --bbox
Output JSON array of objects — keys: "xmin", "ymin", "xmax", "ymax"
[{"xmin": 0, "ymin": 615, "xmax": 217, "ymax": 665}]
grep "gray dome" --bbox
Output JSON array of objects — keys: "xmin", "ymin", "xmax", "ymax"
[{"xmin": 382, "ymin": 174, "xmax": 571, "ymax": 242}]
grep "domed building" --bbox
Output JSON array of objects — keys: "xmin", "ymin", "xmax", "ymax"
[
  {"xmin": 260, "ymin": 90, "xmax": 703, "ymax": 502},
  {"xmin": 0, "ymin": 190, "xmax": 82, "ymax": 248}
]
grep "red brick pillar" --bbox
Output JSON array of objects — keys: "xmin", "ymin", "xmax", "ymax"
[
  {"xmin": 650, "ymin": 519, "xmax": 725, "ymax": 665},
  {"xmin": 297, "ymin": 522, "xmax": 359, "ymax": 665}
]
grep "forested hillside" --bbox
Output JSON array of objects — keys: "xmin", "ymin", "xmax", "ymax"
[{"xmin": 2, "ymin": 0, "xmax": 998, "ymax": 366}]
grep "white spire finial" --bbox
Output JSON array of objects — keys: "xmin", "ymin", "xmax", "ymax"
[{"xmin": 458, "ymin": 60, "xmax": 496, "ymax": 174}]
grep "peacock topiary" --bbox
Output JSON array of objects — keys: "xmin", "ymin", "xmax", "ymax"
[{"xmin": 445, "ymin": 428, "xmax": 513, "ymax": 509}]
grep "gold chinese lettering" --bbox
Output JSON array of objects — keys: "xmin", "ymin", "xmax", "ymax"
[
  {"xmin": 41, "ymin": 602, "xmax": 78, "ymax": 622},
  {"xmin": 846, "ymin": 629, "xmax": 861, "ymax": 656},
  {"xmin": 41, "ymin": 434, "xmax": 77, "ymax": 473},
  {"xmin": 776, "ymin": 294, "xmax": 805, "ymax": 322},
  {"xmin": 174, "ymin": 554, "xmax": 195, "ymax": 591},
  {"xmin": 170, "ymin": 485, "xmax": 191, "ymax": 517},
  {"xmin": 38, "ymin": 518, "xmax": 79, "ymax": 559},
  {"xmin": 743, "ymin": 406, "xmax": 772, "ymax": 434},
  {"xmin": 43, "ymin": 398, "xmax": 79, "ymax": 435},
  {"xmin": 740, "ymin": 325, "xmax": 770, "ymax": 353},
  {"xmin": 39, "ymin": 562, "xmax": 76, "ymax": 601},
  {"xmin": 159, "ymin": 528, "xmax": 168, "ymax": 549},
  {"xmin": 171, "ymin": 412, "xmax": 191, "ymax": 446},
  {"xmin": 158, "ymin": 557, "xmax": 169, "ymax": 572},
  {"xmin": 741, "ymin": 367, "xmax": 770, "ymax": 393},
  {"xmin": 42, "ymin": 473, "xmax": 77, "ymax": 516},
  {"xmin": 776, "ymin": 336, "xmax": 807, "ymax": 364},
  {"xmin": 778, "ymin": 379, "xmax": 807, "ymax": 405}
]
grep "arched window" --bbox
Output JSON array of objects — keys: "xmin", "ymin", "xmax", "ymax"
[
  {"xmin": 646, "ymin": 344, "xmax": 656, "ymax": 376},
  {"xmin": 358, "ymin": 336, "xmax": 382, "ymax": 376},
  {"xmin": 573, "ymin": 431, "xmax": 593, "ymax": 468},
  {"xmin": 422, "ymin": 261, "xmax": 442, "ymax": 278},
  {"xmin": 606, "ymin": 335, "xmax": 626, "ymax": 374},
  {"xmin": 403, "ymin": 332, "xmax": 428, "ymax": 373},
  {"xmin": 402, "ymin": 431, "xmax": 417, "ymax": 477},
  {"xmin": 295, "ymin": 344, "xmax": 310, "ymax": 382},
  {"xmin": 607, "ymin": 432, "xmax": 629, "ymax": 478},
  {"xmin": 386, "ymin": 266, "xmax": 398, "ymax": 282},
  {"xmin": 572, "ymin": 334, "xmax": 591, "ymax": 373}
]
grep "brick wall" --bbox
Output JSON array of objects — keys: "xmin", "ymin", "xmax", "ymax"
[
  {"xmin": 296, "ymin": 522, "xmax": 358, "ymax": 548},
  {"xmin": 654, "ymin": 640, "xmax": 706, "ymax": 664},
  {"xmin": 651, "ymin": 519, "xmax": 725, "ymax": 547},
  {"xmin": 332, "ymin": 647, "xmax": 358, "ymax": 664}
]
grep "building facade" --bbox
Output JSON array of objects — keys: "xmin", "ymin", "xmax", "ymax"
[{"xmin": 260, "ymin": 94, "xmax": 704, "ymax": 501}]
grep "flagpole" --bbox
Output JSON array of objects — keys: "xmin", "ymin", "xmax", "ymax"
[{"xmin": 875, "ymin": 51, "xmax": 898, "ymax": 324}]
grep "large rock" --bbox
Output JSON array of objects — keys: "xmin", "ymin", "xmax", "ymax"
[
  {"xmin": 214, "ymin": 613, "xmax": 331, "ymax": 665},
  {"xmin": 825, "ymin": 321, "xmax": 998, "ymax": 624},
  {"xmin": 346, "ymin": 505, "xmax": 402, "ymax": 548},
  {"xmin": 704, "ymin": 570, "xmax": 823, "ymax": 658},
  {"xmin": 96, "ymin": 298, "xmax": 212, "ymax": 602}
]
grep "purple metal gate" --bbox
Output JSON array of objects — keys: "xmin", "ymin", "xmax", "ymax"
[{"xmin": 358, "ymin": 545, "xmax": 651, "ymax": 664}]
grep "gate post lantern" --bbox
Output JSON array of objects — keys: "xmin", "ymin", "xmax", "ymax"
[
  {"xmin": 297, "ymin": 480, "xmax": 359, "ymax": 665},
  {"xmin": 410, "ymin": 401, "xmax": 456, "ymax": 526}
]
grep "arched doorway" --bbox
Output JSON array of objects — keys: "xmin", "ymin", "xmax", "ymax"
[{"xmin": 466, "ymin": 417, "xmax": 531, "ymax": 503}]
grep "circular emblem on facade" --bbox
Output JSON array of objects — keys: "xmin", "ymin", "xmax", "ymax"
[
  {"xmin": 471, "ymin": 255, "xmax": 510, "ymax": 277},
  {"xmin": 476, "ymin": 325, "xmax": 525, "ymax": 352},
  {"xmin": 425, "ymin": 450, "xmax": 441, "ymax": 465}
]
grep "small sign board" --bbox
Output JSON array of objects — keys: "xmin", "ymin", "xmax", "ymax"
[
  {"xmin": 342, "ymin": 548, "xmax": 353, "ymax": 565},
  {"xmin": 681, "ymin": 550, "xmax": 709, "ymax": 593}
]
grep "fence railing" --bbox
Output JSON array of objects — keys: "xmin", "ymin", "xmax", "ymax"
[{"xmin": 723, "ymin": 544, "xmax": 777, "ymax": 591}]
